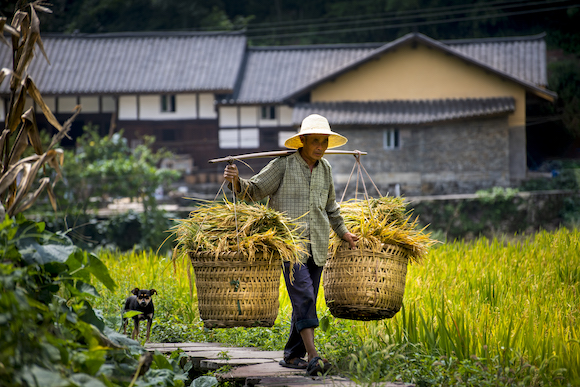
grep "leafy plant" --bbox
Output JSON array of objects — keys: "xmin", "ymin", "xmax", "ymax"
[
  {"xmin": 55, "ymin": 124, "xmax": 180, "ymax": 215},
  {"xmin": 0, "ymin": 214, "xmax": 191, "ymax": 386}
]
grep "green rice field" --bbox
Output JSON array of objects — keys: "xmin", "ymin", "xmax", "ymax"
[{"xmin": 93, "ymin": 227, "xmax": 580, "ymax": 386}]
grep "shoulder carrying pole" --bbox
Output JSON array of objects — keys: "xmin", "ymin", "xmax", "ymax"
[{"xmin": 208, "ymin": 149, "xmax": 367, "ymax": 164}]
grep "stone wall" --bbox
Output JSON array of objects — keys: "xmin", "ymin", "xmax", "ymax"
[{"xmin": 327, "ymin": 116, "xmax": 512, "ymax": 197}]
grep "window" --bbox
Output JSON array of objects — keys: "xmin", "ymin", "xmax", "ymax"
[
  {"xmin": 383, "ymin": 128, "xmax": 400, "ymax": 150},
  {"xmin": 219, "ymin": 128, "xmax": 260, "ymax": 149},
  {"xmin": 261, "ymin": 105, "xmax": 276, "ymax": 120},
  {"xmin": 161, "ymin": 95, "xmax": 176, "ymax": 112}
]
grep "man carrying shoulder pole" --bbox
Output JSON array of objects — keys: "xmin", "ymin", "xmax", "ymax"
[{"xmin": 223, "ymin": 114, "xmax": 358, "ymax": 376}]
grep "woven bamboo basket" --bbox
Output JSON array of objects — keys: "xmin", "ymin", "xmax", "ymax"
[
  {"xmin": 189, "ymin": 251, "xmax": 281, "ymax": 328},
  {"xmin": 323, "ymin": 241, "xmax": 409, "ymax": 321}
]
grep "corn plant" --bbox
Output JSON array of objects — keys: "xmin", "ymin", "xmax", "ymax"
[{"xmin": 0, "ymin": 1, "xmax": 79, "ymax": 218}]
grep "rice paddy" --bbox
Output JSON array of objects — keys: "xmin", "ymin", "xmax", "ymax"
[{"xmin": 92, "ymin": 227, "xmax": 580, "ymax": 385}]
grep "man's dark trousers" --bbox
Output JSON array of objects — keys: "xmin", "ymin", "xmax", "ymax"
[{"xmin": 282, "ymin": 256, "xmax": 323, "ymax": 360}]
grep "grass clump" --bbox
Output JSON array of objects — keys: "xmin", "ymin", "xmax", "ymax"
[{"xmin": 332, "ymin": 196, "xmax": 438, "ymax": 262}]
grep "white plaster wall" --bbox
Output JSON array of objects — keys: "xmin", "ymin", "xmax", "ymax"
[
  {"xmin": 58, "ymin": 96, "xmax": 77, "ymax": 113},
  {"xmin": 0, "ymin": 98, "xmax": 4, "ymax": 120},
  {"xmin": 240, "ymin": 106, "xmax": 258, "ymax": 127},
  {"xmin": 43, "ymin": 96, "xmax": 56, "ymax": 113},
  {"xmin": 176, "ymin": 94, "xmax": 197, "ymax": 119},
  {"xmin": 219, "ymin": 128, "xmax": 239, "ymax": 148},
  {"xmin": 102, "ymin": 96, "xmax": 116, "ymax": 113},
  {"xmin": 279, "ymin": 105, "xmax": 293, "ymax": 126},
  {"xmin": 199, "ymin": 93, "xmax": 216, "ymax": 119},
  {"xmin": 278, "ymin": 131, "xmax": 296, "ymax": 148},
  {"xmin": 240, "ymin": 128, "xmax": 259, "ymax": 148},
  {"xmin": 219, "ymin": 106, "xmax": 238, "ymax": 127},
  {"xmin": 138, "ymin": 96, "xmax": 159, "ymax": 120},
  {"xmin": 119, "ymin": 95, "xmax": 138, "ymax": 120},
  {"xmin": 80, "ymin": 96, "xmax": 99, "ymax": 113}
]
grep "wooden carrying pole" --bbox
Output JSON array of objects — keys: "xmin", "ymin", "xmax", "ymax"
[{"xmin": 208, "ymin": 149, "xmax": 367, "ymax": 164}]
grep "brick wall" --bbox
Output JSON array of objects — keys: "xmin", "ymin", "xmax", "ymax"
[{"xmin": 327, "ymin": 116, "xmax": 512, "ymax": 196}]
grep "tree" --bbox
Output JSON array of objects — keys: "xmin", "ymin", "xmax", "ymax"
[{"xmin": 54, "ymin": 125, "xmax": 180, "ymax": 250}]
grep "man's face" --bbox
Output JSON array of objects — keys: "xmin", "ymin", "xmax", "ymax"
[{"xmin": 300, "ymin": 134, "xmax": 329, "ymax": 165}]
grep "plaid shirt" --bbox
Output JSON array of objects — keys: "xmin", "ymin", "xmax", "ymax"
[{"xmin": 236, "ymin": 151, "xmax": 348, "ymax": 266}]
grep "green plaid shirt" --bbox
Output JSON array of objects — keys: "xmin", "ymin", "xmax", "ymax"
[{"xmin": 235, "ymin": 151, "xmax": 348, "ymax": 266}]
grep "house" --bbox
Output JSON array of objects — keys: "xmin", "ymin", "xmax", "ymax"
[{"xmin": 0, "ymin": 31, "xmax": 556, "ymax": 195}]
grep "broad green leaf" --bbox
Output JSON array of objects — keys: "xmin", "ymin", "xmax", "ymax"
[
  {"xmin": 319, "ymin": 315, "xmax": 330, "ymax": 332},
  {"xmin": 76, "ymin": 281, "xmax": 101, "ymax": 298},
  {"xmin": 123, "ymin": 310, "xmax": 142, "ymax": 319},
  {"xmin": 86, "ymin": 253, "xmax": 117, "ymax": 292},
  {"xmin": 152, "ymin": 351, "xmax": 173, "ymax": 370},
  {"xmin": 18, "ymin": 240, "xmax": 76, "ymax": 265},
  {"xmin": 192, "ymin": 376, "xmax": 219, "ymax": 387},
  {"xmin": 69, "ymin": 373, "xmax": 107, "ymax": 387},
  {"xmin": 77, "ymin": 300, "xmax": 105, "ymax": 332},
  {"xmin": 19, "ymin": 365, "xmax": 69, "ymax": 387}
]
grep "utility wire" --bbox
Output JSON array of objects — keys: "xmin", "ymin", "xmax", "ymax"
[
  {"xmin": 245, "ymin": 0, "xmax": 573, "ymax": 34},
  {"xmin": 243, "ymin": 0, "xmax": 555, "ymax": 29},
  {"xmin": 248, "ymin": 3, "xmax": 579, "ymax": 41}
]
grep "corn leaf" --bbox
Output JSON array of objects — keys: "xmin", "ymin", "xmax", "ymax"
[
  {"xmin": 0, "ymin": 68, "xmax": 11, "ymax": 85},
  {"xmin": 0, "ymin": 163, "xmax": 25, "ymax": 195},
  {"xmin": 23, "ymin": 106, "xmax": 43, "ymax": 155},
  {"xmin": 7, "ymin": 86, "xmax": 26, "ymax": 133},
  {"xmin": 12, "ymin": 176, "xmax": 50, "ymax": 215},
  {"xmin": 26, "ymin": 77, "xmax": 64, "ymax": 133},
  {"xmin": 14, "ymin": 6, "xmax": 40, "ymax": 80}
]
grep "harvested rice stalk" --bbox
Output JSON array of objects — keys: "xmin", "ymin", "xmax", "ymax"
[
  {"xmin": 173, "ymin": 198, "xmax": 307, "ymax": 265},
  {"xmin": 330, "ymin": 196, "xmax": 437, "ymax": 263}
]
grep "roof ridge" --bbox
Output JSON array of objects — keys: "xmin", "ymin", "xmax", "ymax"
[
  {"xmin": 248, "ymin": 42, "xmax": 383, "ymax": 51},
  {"xmin": 41, "ymin": 30, "xmax": 247, "ymax": 39}
]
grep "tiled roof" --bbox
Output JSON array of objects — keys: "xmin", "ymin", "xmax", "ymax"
[
  {"xmin": 230, "ymin": 44, "xmax": 378, "ymax": 104},
  {"xmin": 444, "ymin": 33, "xmax": 548, "ymax": 87},
  {"xmin": 0, "ymin": 31, "xmax": 247, "ymax": 95},
  {"xmin": 282, "ymin": 33, "xmax": 555, "ymax": 103},
  {"xmin": 292, "ymin": 97, "xmax": 516, "ymax": 125}
]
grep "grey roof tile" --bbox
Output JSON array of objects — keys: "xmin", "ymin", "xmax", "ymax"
[
  {"xmin": 444, "ymin": 33, "xmax": 547, "ymax": 86},
  {"xmin": 292, "ymin": 98, "xmax": 516, "ymax": 125},
  {"xmin": 0, "ymin": 31, "xmax": 247, "ymax": 95},
  {"xmin": 228, "ymin": 44, "xmax": 377, "ymax": 104}
]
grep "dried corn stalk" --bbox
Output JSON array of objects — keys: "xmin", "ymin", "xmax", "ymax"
[
  {"xmin": 1, "ymin": 2, "xmax": 79, "ymax": 217},
  {"xmin": 173, "ymin": 199, "xmax": 307, "ymax": 265},
  {"xmin": 330, "ymin": 196, "xmax": 437, "ymax": 263}
]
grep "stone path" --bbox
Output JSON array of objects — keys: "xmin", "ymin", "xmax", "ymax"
[{"xmin": 145, "ymin": 342, "xmax": 414, "ymax": 386}]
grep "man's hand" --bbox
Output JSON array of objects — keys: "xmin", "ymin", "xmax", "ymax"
[
  {"xmin": 342, "ymin": 232, "xmax": 358, "ymax": 249},
  {"xmin": 224, "ymin": 164, "xmax": 240, "ymax": 192}
]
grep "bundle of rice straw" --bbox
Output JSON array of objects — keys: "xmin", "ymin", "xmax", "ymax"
[
  {"xmin": 330, "ymin": 196, "xmax": 437, "ymax": 263},
  {"xmin": 173, "ymin": 199, "xmax": 306, "ymax": 265}
]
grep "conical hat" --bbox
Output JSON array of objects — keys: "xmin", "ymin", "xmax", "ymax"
[{"xmin": 284, "ymin": 114, "xmax": 348, "ymax": 149}]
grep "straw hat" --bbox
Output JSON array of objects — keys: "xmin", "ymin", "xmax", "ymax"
[{"xmin": 284, "ymin": 114, "xmax": 348, "ymax": 149}]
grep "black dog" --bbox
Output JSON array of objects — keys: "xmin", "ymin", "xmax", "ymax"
[{"xmin": 122, "ymin": 287, "xmax": 157, "ymax": 342}]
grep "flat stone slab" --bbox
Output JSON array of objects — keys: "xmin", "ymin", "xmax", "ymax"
[
  {"xmin": 217, "ymin": 362, "xmax": 308, "ymax": 380},
  {"xmin": 247, "ymin": 376, "xmax": 415, "ymax": 387},
  {"xmin": 146, "ymin": 343, "xmax": 415, "ymax": 386}
]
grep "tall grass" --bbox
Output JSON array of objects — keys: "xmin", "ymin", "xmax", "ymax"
[{"xmin": 92, "ymin": 228, "xmax": 580, "ymax": 385}]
